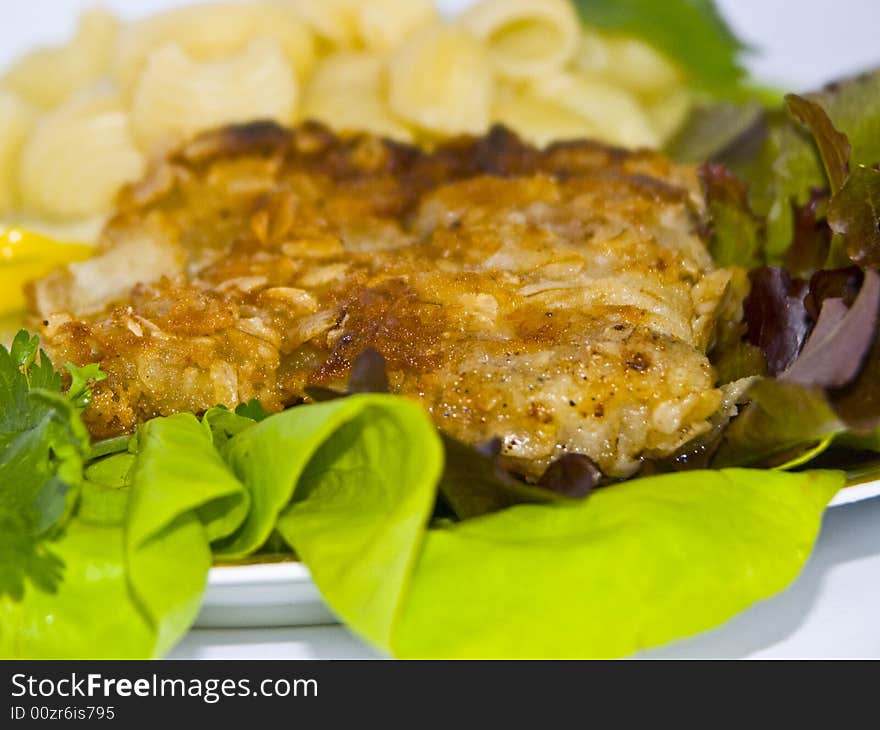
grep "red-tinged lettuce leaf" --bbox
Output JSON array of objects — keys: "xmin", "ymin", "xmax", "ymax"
[
  {"xmin": 699, "ymin": 163, "xmax": 765, "ymax": 268},
  {"xmin": 717, "ymin": 270, "xmax": 880, "ymax": 467},
  {"xmin": 438, "ymin": 437, "xmax": 568, "ymax": 520},
  {"xmin": 743, "ymin": 267, "xmax": 811, "ymax": 375},
  {"xmin": 784, "ymin": 191, "xmax": 832, "ymax": 278},
  {"xmin": 537, "ymin": 454, "xmax": 602, "ymax": 498},
  {"xmin": 347, "ymin": 348, "xmax": 390, "ymax": 395},
  {"xmin": 827, "ymin": 165, "xmax": 880, "ymax": 267},
  {"xmin": 805, "ymin": 266, "xmax": 864, "ymax": 318},
  {"xmin": 781, "ymin": 269, "xmax": 880, "ymax": 387},
  {"xmin": 785, "ymin": 94, "xmax": 851, "ymax": 194},
  {"xmin": 830, "ymin": 325, "xmax": 880, "ymax": 433}
]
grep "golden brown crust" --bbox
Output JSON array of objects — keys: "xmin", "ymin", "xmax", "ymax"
[{"xmin": 32, "ymin": 122, "xmax": 730, "ymax": 479}]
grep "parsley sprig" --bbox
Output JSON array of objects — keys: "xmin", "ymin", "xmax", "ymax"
[{"xmin": 0, "ymin": 332, "xmax": 104, "ymax": 600}]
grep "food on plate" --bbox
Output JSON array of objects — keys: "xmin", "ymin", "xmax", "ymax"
[
  {"xmin": 129, "ymin": 39, "xmax": 299, "ymax": 152},
  {"xmin": 30, "ymin": 122, "xmax": 732, "ymax": 479},
  {"xmin": 19, "ymin": 89, "xmax": 145, "ymax": 219},
  {"xmin": 4, "ymin": 0, "xmax": 880, "ymax": 661},
  {"xmin": 461, "ymin": 0, "xmax": 580, "ymax": 80},
  {"xmin": 0, "ymin": 0, "xmax": 697, "ymax": 226}
]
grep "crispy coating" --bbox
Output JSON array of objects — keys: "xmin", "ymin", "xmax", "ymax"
[{"xmin": 31, "ymin": 122, "xmax": 732, "ymax": 478}]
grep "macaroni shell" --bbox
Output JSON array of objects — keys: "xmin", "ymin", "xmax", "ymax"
[
  {"xmin": 356, "ymin": 0, "xmax": 437, "ymax": 52},
  {"xmin": 18, "ymin": 91, "xmax": 144, "ymax": 219},
  {"xmin": 130, "ymin": 39, "xmax": 299, "ymax": 154},
  {"xmin": 389, "ymin": 25, "xmax": 493, "ymax": 136},
  {"xmin": 462, "ymin": 0, "xmax": 579, "ymax": 79},
  {"xmin": 114, "ymin": 2, "xmax": 314, "ymax": 92}
]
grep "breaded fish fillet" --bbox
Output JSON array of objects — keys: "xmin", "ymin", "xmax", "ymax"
[{"xmin": 31, "ymin": 122, "xmax": 732, "ymax": 479}]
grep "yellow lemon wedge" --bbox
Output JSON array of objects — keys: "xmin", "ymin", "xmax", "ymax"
[{"xmin": 0, "ymin": 226, "xmax": 95, "ymax": 318}]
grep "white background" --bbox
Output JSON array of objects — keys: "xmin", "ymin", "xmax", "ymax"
[{"xmin": 4, "ymin": 0, "xmax": 880, "ymax": 659}]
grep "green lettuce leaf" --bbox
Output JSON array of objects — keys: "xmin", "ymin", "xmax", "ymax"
[
  {"xmin": 280, "ymin": 459, "xmax": 840, "ymax": 658},
  {"xmin": 827, "ymin": 164, "xmax": 880, "ymax": 267},
  {"xmin": 276, "ymin": 397, "xmax": 442, "ymax": 645},
  {"xmin": 700, "ymin": 163, "xmax": 765, "ymax": 268},
  {"xmin": 572, "ymin": 0, "xmax": 747, "ymax": 96},
  {"xmin": 0, "ymin": 404, "xmax": 253, "ymax": 658},
  {"xmin": 0, "ymin": 518, "xmax": 154, "ymax": 659},
  {"xmin": 223, "ymin": 395, "xmax": 442, "ymax": 563},
  {"xmin": 666, "ymin": 101, "xmax": 765, "ymax": 164},
  {"xmin": 785, "ymin": 94, "xmax": 851, "ymax": 194},
  {"xmin": 713, "ymin": 380, "xmax": 845, "ymax": 467},
  {"xmin": 127, "ymin": 414, "xmax": 251, "ymax": 655},
  {"xmin": 393, "ymin": 469, "xmax": 840, "ymax": 659}
]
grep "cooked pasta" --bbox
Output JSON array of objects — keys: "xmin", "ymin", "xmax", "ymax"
[
  {"xmin": 533, "ymin": 72, "xmax": 660, "ymax": 149},
  {"xmin": 492, "ymin": 82, "xmax": 597, "ymax": 147},
  {"xmin": 646, "ymin": 89, "xmax": 693, "ymax": 142},
  {"xmin": 301, "ymin": 52, "xmax": 411, "ymax": 140},
  {"xmin": 280, "ymin": 0, "xmax": 360, "ymax": 48},
  {"xmin": 389, "ymin": 25, "xmax": 493, "ymax": 136},
  {"xmin": 18, "ymin": 91, "xmax": 144, "ymax": 219},
  {"xmin": 2, "ymin": 8, "xmax": 118, "ymax": 109},
  {"xmin": 574, "ymin": 29, "xmax": 612, "ymax": 75},
  {"xmin": 130, "ymin": 39, "xmax": 298, "ymax": 153},
  {"xmin": 304, "ymin": 51, "xmax": 386, "ymax": 95},
  {"xmin": 0, "ymin": 92, "xmax": 35, "ymax": 214},
  {"xmin": 0, "ymin": 0, "xmax": 699, "ymax": 229},
  {"xmin": 462, "ymin": 0, "xmax": 579, "ymax": 79},
  {"xmin": 356, "ymin": 0, "xmax": 438, "ymax": 52},
  {"xmin": 601, "ymin": 37, "xmax": 683, "ymax": 95},
  {"xmin": 113, "ymin": 2, "xmax": 314, "ymax": 93}
]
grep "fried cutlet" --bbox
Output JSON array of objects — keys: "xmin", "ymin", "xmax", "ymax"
[{"xmin": 30, "ymin": 122, "xmax": 733, "ymax": 479}]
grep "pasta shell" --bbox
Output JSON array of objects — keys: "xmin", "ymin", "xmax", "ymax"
[
  {"xmin": 389, "ymin": 25, "xmax": 493, "ymax": 136},
  {"xmin": 532, "ymin": 72, "xmax": 661, "ymax": 149},
  {"xmin": 601, "ymin": 37, "xmax": 683, "ymax": 95},
  {"xmin": 356, "ymin": 0, "xmax": 437, "ymax": 52},
  {"xmin": 305, "ymin": 51, "xmax": 386, "ymax": 95},
  {"xmin": 18, "ymin": 91, "xmax": 145, "ymax": 219},
  {"xmin": 646, "ymin": 89, "xmax": 693, "ymax": 143},
  {"xmin": 302, "ymin": 53, "xmax": 412, "ymax": 141},
  {"xmin": 130, "ymin": 40, "xmax": 299, "ymax": 154},
  {"xmin": 462, "ymin": 0, "xmax": 579, "ymax": 80},
  {"xmin": 492, "ymin": 83, "xmax": 597, "ymax": 147},
  {"xmin": 114, "ymin": 2, "xmax": 314, "ymax": 93},
  {"xmin": 2, "ymin": 8, "xmax": 118, "ymax": 109},
  {"xmin": 279, "ymin": 0, "xmax": 360, "ymax": 48},
  {"xmin": 574, "ymin": 29, "xmax": 612, "ymax": 76}
]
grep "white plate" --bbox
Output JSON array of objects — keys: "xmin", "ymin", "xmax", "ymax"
[{"xmin": 197, "ymin": 479, "xmax": 880, "ymax": 628}]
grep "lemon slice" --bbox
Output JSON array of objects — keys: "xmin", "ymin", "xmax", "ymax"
[{"xmin": 0, "ymin": 226, "xmax": 95, "ymax": 317}]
